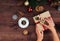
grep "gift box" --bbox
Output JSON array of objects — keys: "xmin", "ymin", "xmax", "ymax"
[{"xmin": 33, "ymin": 11, "xmax": 55, "ymax": 31}]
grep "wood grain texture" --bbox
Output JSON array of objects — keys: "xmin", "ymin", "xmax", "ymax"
[{"xmin": 0, "ymin": 0, "xmax": 60, "ymax": 41}]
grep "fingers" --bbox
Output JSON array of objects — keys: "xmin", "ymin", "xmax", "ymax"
[
  {"xmin": 45, "ymin": 17, "xmax": 55, "ymax": 27},
  {"xmin": 36, "ymin": 25, "xmax": 44, "ymax": 35},
  {"xmin": 36, "ymin": 26, "xmax": 39, "ymax": 34},
  {"xmin": 36, "ymin": 16, "xmax": 55, "ymax": 41},
  {"xmin": 36, "ymin": 16, "xmax": 53, "ymax": 33},
  {"xmin": 36, "ymin": 24, "xmax": 44, "ymax": 40},
  {"xmin": 42, "ymin": 24, "xmax": 49, "ymax": 30},
  {"xmin": 41, "ymin": 31, "xmax": 43, "ymax": 37},
  {"xmin": 36, "ymin": 25, "xmax": 41, "ymax": 34},
  {"xmin": 45, "ymin": 17, "xmax": 53, "ymax": 23}
]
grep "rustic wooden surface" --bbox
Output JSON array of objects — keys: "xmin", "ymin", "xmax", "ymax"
[{"xmin": 0, "ymin": 0, "xmax": 60, "ymax": 41}]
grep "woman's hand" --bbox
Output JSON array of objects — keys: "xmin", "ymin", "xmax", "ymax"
[
  {"xmin": 36, "ymin": 25, "xmax": 44, "ymax": 41},
  {"xmin": 36, "ymin": 17, "xmax": 59, "ymax": 41},
  {"xmin": 42, "ymin": 17, "xmax": 60, "ymax": 41},
  {"xmin": 42, "ymin": 17, "xmax": 55, "ymax": 31}
]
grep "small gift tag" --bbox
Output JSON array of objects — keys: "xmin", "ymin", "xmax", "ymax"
[{"xmin": 33, "ymin": 11, "xmax": 55, "ymax": 31}]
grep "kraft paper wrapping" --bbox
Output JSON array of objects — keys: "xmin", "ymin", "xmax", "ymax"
[{"xmin": 33, "ymin": 11, "xmax": 55, "ymax": 31}]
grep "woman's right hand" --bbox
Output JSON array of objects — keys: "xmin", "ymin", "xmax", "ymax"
[{"xmin": 36, "ymin": 25, "xmax": 44, "ymax": 41}]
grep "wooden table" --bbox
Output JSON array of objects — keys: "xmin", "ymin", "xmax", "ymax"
[{"xmin": 0, "ymin": 0, "xmax": 60, "ymax": 41}]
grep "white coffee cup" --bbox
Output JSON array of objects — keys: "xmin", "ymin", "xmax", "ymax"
[{"xmin": 18, "ymin": 17, "xmax": 29, "ymax": 28}]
